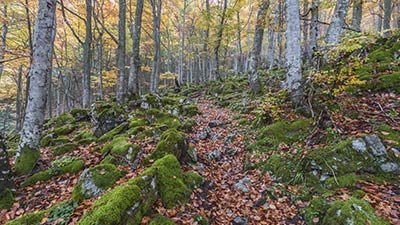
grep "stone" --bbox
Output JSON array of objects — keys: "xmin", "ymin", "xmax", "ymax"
[
  {"xmin": 208, "ymin": 121, "xmax": 220, "ymax": 128},
  {"xmin": 226, "ymin": 148, "xmax": 237, "ymax": 156},
  {"xmin": 364, "ymin": 134, "xmax": 387, "ymax": 156},
  {"xmin": 380, "ymin": 162, "xmax": 400, "ymax": 174},
  {"xmin": 352, "ymin": 139, "xmax": 367, "ymax": 152},
  {"xmin": 232, "ymin": 216, "xmax": 248, "ymax": 225},
  {"xmin": 207, "ymin": 150, "xmax": 221, "ymax": 161},
  {"xmin": 233, "ymin": 177, "xmax": 251, "ymax": 193},
  {"xmin": 212, "ymin": 133, "xmax": 222, "ymax": 140}
]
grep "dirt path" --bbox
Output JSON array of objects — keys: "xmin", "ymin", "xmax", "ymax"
[{"xmin": 174, "ymin": 100, "xmax": 301, "ymax": 225}]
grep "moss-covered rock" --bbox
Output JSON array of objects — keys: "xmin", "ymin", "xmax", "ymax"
[
  {"xmin": 149, "ymin": 215, "xmax": 177, "ymax": 225},
  {"xmin": 146, "ymin": 128, "xmax": 189, "ymax": 163},
  {"xmin": 101, "ymin": 136, "xmax": 140, "ymax": 163},
  {"xmin": 73, "ymin": 130, "xmax": 96, "ymax": 145},
  {"xmin": 44, "ymin": 113, "xmax": 76, "ymax": 129},
  {"xmin": 52, "ymin": 124, "xmax": 76, "ymax": 136},
  {"xmin": 70, "ymin": 108, "xmax": 91, "ymax": 122},
  {"xmin": 254, "ymin": 119, "xmax": 313, "ymax": 152},
  {"xmin": 4, "ymin": 211, "xmax": 47, "ymax": 225},
  {"xmin": 322, "ymin": 198, "xmax": 389, "ymax": 225},
  {"xmin": 303, "ymin": 197, "xmax": 328, "ymax": 225},
  {"xmin": 129, "ymin": 118, "xmax": 147, "ymax": 128},
  {"xmin": 52, "ymin": 142, "xmax": 78, "ymax": 156},
  {"xmin": 92, "ymin": 101, "xmax": 126, "ymax": 138},
  {"xmin": 22, "ymin": 157, "xmax": 85, "ymax": 187},
  {"xmin": 98, "ymin": 122, "xmax": 129, "ymax": 142},
  {"xmin": 72, "ymin": 164, "xmax": 123, "ymax": 202},
  {"xmin": 184, "ymin": 171, "xmax": 203, "ymax": 189},
  {"xmin": 180, "ymin": 119, "xmax": 197, "ymax": 132},
  {"xmin": 0, "ymin": 189, "xmax": 14, "ymax": 210},
  {"xmin": 140, "ymin": 94, "xmax": 162, "ymax": 109},
  {"xmin": 141, "ymin": 109, "xmax": 182, "ymax": 128},
  {"xmin": 41, "ymin": 135, "xmax": 70, "ymax": 147},
  {"xmin": 14, "ymin": 146, "xmax": 40, "ymax": 175}
]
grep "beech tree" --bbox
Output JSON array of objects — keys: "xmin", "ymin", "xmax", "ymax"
[
  {"xmin": 15, "ymin": 0, "xmax": 57, "ymax": 175},
  {"xmin": 285, "ymin": 0, "xmax": 303, "ymax": 105},
  {"xmin": 116, "ymin": 0, "xmax": 127, "ymax": 104},
  {"xmin": 325, "ymin": 0, "xmax": 351, "ymax": 45},
  {"xmin": 82, "ymin": 0, "xmax": 93, "ymax": 108}
]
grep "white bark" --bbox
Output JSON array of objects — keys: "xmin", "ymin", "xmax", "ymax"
[
  {"xmin": 309, "ymin": 0, "xmax": 319, "ymax": 65},
  {"xmin": 325, "ymin": 0, "xmax": 351, "ymax": 45},
  {"xmin": 382, "ymin": 0, "xmax": 392, "ymax": 37},
  {"xmin": 285, "ymin": 0, "xmax": 303, "ymax": 104},
  {"xmin": 17, "ymin": 0, "xmax": 57, "ymax": 175},
  {"xmin": 0, "ymin": 5, "xmax": 7, "ymax": 79},
  {"xmin": 0, "ymin": 133, "xmax": 13, "ymax": 193},
  {"xmin": 351, "ymin": 0, "xmax": 362, "ymax": 32}
]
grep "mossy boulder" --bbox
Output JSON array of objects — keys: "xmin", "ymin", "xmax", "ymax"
[
  {"xmin": 101, "ymin": 136, "xmax": 140, "ymax": 163},
  {"xmin": 92, "ymin": 101, "xmax": 126, "ymax": 138},
  {"xmin": 146, "ymin": 128, "xmax": 189, "ymax": 163},
  {"xmin": 5, "ymin": 211, "xmax": 47, "ymax": 225},
  {"xmin": 140, "ymin": 109, "xmax": 182, "ymax": 129},
  {"xmin": 70, "ymin": 108, "xmax": 91, "ymax": 122},
  {"xmin": 149, "ymin": 215, "xmax": 177, "ymax": 225},
  {"xmin": 255, "ymin": 119, "xmax": 313, "ymax": 152},
  {"xmin": 22, "ymin": 157, "xmax": 85, "ymax": 187},
  {"xmin": 44, "ymin": 113, "xmax": 76, "ymax": 129},
  {"xmin": 171, "ymin": 104, "xmax": 200, "ymax": 117},
  {"xmin": 303, "ymin": 197, "xmax": 328, "ymax": 225},
  {"xmin": 73, "ymin": 130, "xmax": 97, "ymax": 145},
  {"xmin": 140, "ymin": 94, "xmax": 162, "ymax": 109},
  {"xmin": 52, "ymin": 124, "xmax": 76, "ymax": 136},
  {"xmin": 41, "ymin": 135, "xmax": 70, "ymax": 147},
  {"xmin": 52, "ymin": 142, "xmax": 78, "ymax": 156},
  {"xmin": 77, "ymin": 155, "xmax": 198, "ymax": 224},
  {"xmin": 375, "ymin": 123, "xmax": 400, "ymax": 149},
  {"xmin": 180, "ymin": 119, "xmax": 197, "ymax": 132},
  {"xmin": 72, "ymin": 164, "xmax": 124, "ymax": 202},
  {"xmin": 0, "ymin": 189, "xmax": 14, "ymax": 210},
  {"xmin": 14, "ymin": 146, "xmax": 40, "ymax": 175},
  {"xmin": 322, "ymin": 198, "xmax": 389, "ymax": 225},
  {"xmin": 98, "ymin": 122, "xmax": 129, "ymax": 142},
  {"xmin": 184, "ymin": 171, "xmax": 203, "ymax": 189}
]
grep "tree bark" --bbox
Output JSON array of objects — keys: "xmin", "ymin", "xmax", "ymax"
[
  {"xmin": 150, "ymin": 0, "xmax": 162, "ymax": 93},
  {"xmin": 0, "ymin": 5, "xmax": 7, "ymax": 79},
  {"xmin": 382, "ymin": 0, "xmax": 392, "ymax": 37},
  {"xmin": 285, "ymin": 0, "xmax": 303, "ymax": 105},
  {"xmin": 116, "ymin": 0, "xmax": 127, "ymax": 104},
  {"xmin": 0, "ymin": 133, "xmax": 13, "ymax": 196},
  {"xmin": 325, "ymin": 0, "xmax": 351, "ymax": 45},
  {"xmin": 16, "ymin": 0, "xmax": 57, "ymax": 175},
  {"xmin": 212, "ymin": 0, "xmax": 228, "ymax": 80},
  {"xmin": 234, "ymin": 11, "xmax": 243, "ymax": 74},
  {"xmin": 309, "ymin": 0, "xmax": 319, "ymax": 66},
  {"xmin": 248, "ymin": 0, "xmax": 270, "ymax": 94},
  {"xmin": 82, "ymin": 0, "xmax": 93, "ymax": 108},
  {"xmin": 16, "ymin": 65, "xmax": 23, "ymax": 132},
  {"xmin": 128, "ymin": 0, "xmax": 144, "ymax": 97},
  {"xmin": 351, "ymin": 0, "xmax": 362, "ymax": 32},
  {"xmin": 302, "ymin": 0, "xmax": 310, "ymax": 63},
  {"xmin": 178, "ymin": 0, "xmax": 187, "ymax": 85}
]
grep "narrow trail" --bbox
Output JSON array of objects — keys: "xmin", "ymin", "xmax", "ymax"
[{"xmin": 179, "ymin": 100, "xmax": 301, "ymax": 225}]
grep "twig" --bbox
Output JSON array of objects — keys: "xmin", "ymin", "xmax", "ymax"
[
  {"xmin": 373, "ymin": 101, "xmax": 397, "ymax": 124},
  {"xmin": 323, "ymin": 158, "xmax": 339, "ymax": 186}
]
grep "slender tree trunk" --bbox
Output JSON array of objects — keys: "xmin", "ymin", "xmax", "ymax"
[
  {"xmin": 0, "ymin": 5, "xmax": 7, "ymax": 79},
  {"xmin": 303, "ymin": 0, "xmax": 310, "ymax": 63},
  {"xmin": 325, "ymin": 0, "xmax": 351, "ymax": 45},
  {"xmin": 286, "ymin": 0, "xmax": 303, "ymax": 105},
  {"xmin": 82, "ymin": 0, "xmax": 93, "ymax": 108},
  {"xmin": 128, "ymin": 0, "xmax": 144, "ymax": 97},
  {"xmin": 16, "ymin": 0, "xmax": 57, "ymax": 175},
  {"xmin": 248, "ymin": 0, "xmax": 270, "ymax": 94},
  {"xmin": 116, "ymin": 0, "xmax": 127, "ymax": 104},
  {"xmin": 213, "ymin": 0, "xmax": 228, "ymax": 80},
  {"xmin": 178, "ymin": 0, "xmax": 187, "ymax": 85},
  {"xmin": 382, "ymin": 0, "xmax": 392, "ymax": 37},
  {"xmin": 351, "ymin": 0, "xmax": 362, "ymax": 32},
  {"xmin": 203, "ymin": 0, "xmax": 211, "ymax": 81},
  {"xmin": 94, "ymin": 0, "xmax": 104, "ymax": 100},
  {"xmin": 0, "ymin": 133, "xmax": 13, "ymax": 201},
  {"xmin": 16, "ymin": 65, "xmax": 23, "ymax": 132},
  {"xmin": 150, "ymin": 0, "xmax": 162, "ymax": 93},
  {"xmin": 267, "ymin": 3, "xmax": 280, "ymax": 70},
  {"xmin": 235, "ymin": 11, "xmax": 243, "ymax": 74},
  {"xmin": 309, "ymin": 0, "xmax": 319, "ymax": 66}
]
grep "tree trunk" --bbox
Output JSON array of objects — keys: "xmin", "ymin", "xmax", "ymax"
[
  {"xmin": 248, "ymin": 0, "xmax": 270, "ymax": 94},
  {"xmin": 150, "ymin": 0, "xmax": 162, "ymax": 93},
  {"xmin": 0, "ymin": 5, "xmax": 7, "ymax": 79},
  {"xmin": 309, "ymin": 0, "xmax": 319, "ymax": 66},
  {"xmin": 94, "ymin": 0, "xmax": 104, "ymax": 100},
  {"xmin": 285, "ymin": 0, "xmax": 303, "ymax": 105},
  {"xmin": 16, "ymin": 65, "xmax": 23, "ymax": 132},
  {"xmin": 382, "ymin": 0, "xmax": 392, "ymax": 37},
  {"xmin": 351, "ymin": 0, "xmax": 362, "ymax": 32},
  {"xmin": 116, "ymin": 0, "xmax": 127, "ymax": 104},
  {"xmin": 302, "ymin": 0, "xmax": 310, "ymax": 63},
  {"xmin": 16, "ymin": 0, "xmax": 57, "ymax": 175},
  {"xmin": 234, "ymin": 11, "xmax": 243, "ymax": 74},
  {"xmin": 128, "ymin": 0, "xmax": 144, "ymax": 97},
  {"xmin": 82, "ymin": 0, "xmax": 93, "ymax": 108},
  {"xmin": 0, "ymin": 133, "xmax": 13, "ymax": 200},
  {"xmin": 325, "ymin": 0, "xmax": 351, "ymax": 45},
  {"xmin": 203, "ymin": 0, "xmax": 211, "ymax": 81},
  {"xmin": 213, "ymin": 0, "xmax": 228, "ymax": 80}
]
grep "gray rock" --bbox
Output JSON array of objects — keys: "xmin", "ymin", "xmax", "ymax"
[
  {"xmin": 391, "ymin": 148, "xmax": 400, "ymax": 156},
  {"xmin": 380, "ymin": 162, "xmax": 400, "ymax": 174},
  {"xmin": 197, "ymin": 132, "xmax": 208, "ymax": 140},
  {"xmin": 208, "ymin": 121, "xmax": 220, "ymax": 128},
  {"xmin": 212, "ymin": 133, "xmax": 222, "ymax": 140},
  {"xmin": 320, "ymin": 174, "xmax": 330, "ymax": 182},
  {"xmin": 233, "ymin": 216, "xmax": 248, "ymax": 225},
  {"xmin": 208, "ymin": 150, "xmax": 221, "ymax": 161},
  {"xmin": 77, "ymin": 169, "xmax": 104, "ymax": 198},
  {"xmin": 364, "ymin": 134, "xmax": 387, "ymax": 156},
  {"xmin": 224, "ymin": 134, "xmax": 236, "ymax": 145},
  {"xmin": 352, "ymin": 139, "xmax": 367, "ymax": 152},
  {"xmin": 233, "ymin": 182, "xmax": 249, "ymax": 193}
]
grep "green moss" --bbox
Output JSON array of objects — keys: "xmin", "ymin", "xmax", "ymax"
[
  {"xmin": 70, "ymin": 108, "xmax": 91, "ymax": 121},
  {"xmin": 375, "ymin": 123, "xmax": 400, "ymax": 149},
  {"xmin": 304, "ymin": 197, "xmax": 328, "ymax": 225},
  {"xmin": 152, "ymin": 154, "xmax": 190, "ymax": 208},
  {"xmin": 352, "ymin": 190, "xmax": 367, "ymax": 199},
  {"xmin": 325, "ymin": 174, "xmax": 360, "ymax": 189},
  {"xmin": 146, "ymin": 129, "xmax": 188, "ymax": 163},
  {"xmin": 129, "ymin": 118, "xmax": 147, "ymax": 128},
  {"xmin": 98, "ymin": 122, "xmax": 129, "ymax": 142},
  {"xmin": 22, "ymin": 171, "xmax": 52, "ymax": 187},
  {"xmin": 58, "ymin": 159, "xmax": 85, "ymax": 174},
  {"xmin": 184, "ymin": 171, "xmax": 203, "ymax": 189},
  {"xmin": 255, "ymin": 119, "xmax": 313, "ymax": 152},
  {"xmin": 374, "ymin": 73, "xmax": 400, "ymax": 93},
  {"xmin": 149, "ymin": 215, "xmax": 177, "ymax": 225},
  {"xmin": 263, "ymin": 154, "xmax": 297, "ymax": 183},
  {"xmin": 45, "ymin": 113, "xmax": 76, "ymax": 128},
  {"xmin": 76, "ymin": 184, "xmax": 142, "ymax": 225},
  {"xmin": 101, "ymin": 136, "xmax": 139, "ymax": 163},
  {"xmin": 0, "ymin": 189, "xmax": 14, "ymax": 210},
  {"xmin": 180, "ymin": 119, "xmax": 197, "ymax": 132},
  {"xmin": 101, "ymin": 155, "xmax": 119, "ymax": 165},
  {"xmin": 41, "ymin": 135, "xmax": 70, "ymax": 147},
  {"xmin": 52, "ymin": 142, "xmax": 78, "ymax": 156},
  {"xmin": 53, "ymin": 124, "xmax": 76, "ymax": 136},
  {"xmin": 14, "ymin": 146, "xmax": 40, "ymax": 175},
  {"xmin": 141, "ymin": 109, "xmax": 182, "ymax": 128},
  {"xmin": 192, "ymin": 214, "xmax": 209, "ymax": 225},
  {"xmin": 4, "ymin": 211, "xmax": 46, "ymax": 225},
  {"xmin": 322, "ymin": 198, "xmax": 389, "ymax": 225},
  {"xmin": 73, "ymin": 130, "xmax": 96, "ymax": 142}
]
